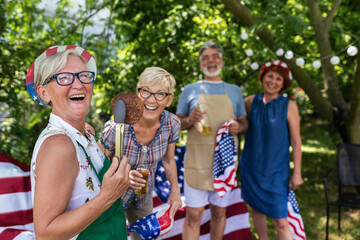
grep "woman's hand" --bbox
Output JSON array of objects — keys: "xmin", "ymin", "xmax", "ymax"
[
  {"xmin": 100, "ymin": 156, "xmax": 131, "ymax": 205},
  {"xmin": 289, "ymin": 172, "xmax": 303, "ymax": 190},
  {"xmin": 167, "ymin": 189, "xmax": 182, "ymax": 219},
  {"xmin": 129, "ymin": 169, "xmax": 146, "ymax": 190}
]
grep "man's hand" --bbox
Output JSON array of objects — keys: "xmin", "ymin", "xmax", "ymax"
[
  {"xmin": 229, "ymin": 116, "xmax": 248, "ymax": 135},
  {"xmin": 177, "ymin": 107, "xmax": 204, "ymax": 130},
  {"xmin": 188, "ymin": 107, "xmax": 203, "ymax": 125},
  {"xmin": 228, "ymin": 121, "xmax": 241, "ymax": 135}
]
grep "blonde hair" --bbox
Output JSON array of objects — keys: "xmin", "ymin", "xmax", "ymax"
[
  {"xmin": 137, "ymin": 67, "xmax": 176, "ymax": 93},
  {"xmin": 35, "ymin": 50, "xmax": 88, "ymax": 106}
]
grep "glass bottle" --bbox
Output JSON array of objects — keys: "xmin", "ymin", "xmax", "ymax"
[{"xmin": 198, "ymin": 103, "xmax": 212, "ymax": 135}]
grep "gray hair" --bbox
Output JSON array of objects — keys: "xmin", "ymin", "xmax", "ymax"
[{"xmin": 198, "ymin": 41, "xmax": 224, "ymax": 61}]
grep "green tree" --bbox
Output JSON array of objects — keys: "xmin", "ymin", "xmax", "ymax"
[
  {"xmin": 221, "ymin": 0, "xmax": 360, "ymax": 143},
  {"xmin": 2, "ymin": 0, "xmax": 359, "ymax": 163}
]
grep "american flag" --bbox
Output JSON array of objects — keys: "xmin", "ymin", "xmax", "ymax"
[
  {"xmin": 213, "ymin": 119, "xmax": 238, "ymax": 198},
  {"xmin": 287, "ymin": 190, "xmax": 306, "ymax": 240},
  {"xmin": 0, "ymin": 147, "xmax": 252, "ymax": 240},
  {"xmin": 153, "ymin": 146, "xmax": 252, "ymax": 239},
  {"xmin": 0, "ymin": 152, "xmax": 34, "ymax": 240}
]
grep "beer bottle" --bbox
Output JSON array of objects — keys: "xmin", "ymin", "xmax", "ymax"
[{"xmin": 198, "ymin": 103, "xmax": 212, "ymax": 135}]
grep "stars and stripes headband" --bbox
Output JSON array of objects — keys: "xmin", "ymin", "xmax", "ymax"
[
  {"xmin": 26, "ymin": 45, "xmax": 97, "ymax": 106},
  {"xmin": 259, "ymin": 60, "xmax": 293, "ymax": 81}
]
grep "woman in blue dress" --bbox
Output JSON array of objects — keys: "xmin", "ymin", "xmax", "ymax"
[{"xmin": 240, "ymin": 60, "xmax": 303, "ymax": 239}]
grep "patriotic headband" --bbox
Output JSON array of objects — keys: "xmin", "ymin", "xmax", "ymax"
[
  {"xmin": 259, "ymin": 60, "xmax": 293, "ymax": 81},
  {"xmin": 26, "ymin": 45, "xmax": 97, "ymax": 106}
]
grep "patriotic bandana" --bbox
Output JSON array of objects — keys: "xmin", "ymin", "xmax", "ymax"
[
  {"xmin": 26, "ymin": 45, "xmax": 97, "ymax": 106},
  {"xmin": 260, "ymin": 60, "xmax": 293, "ymax": 81},
  {"xmin": 213, "ymin": 119, "xmax": 238, "ymax": 198}
]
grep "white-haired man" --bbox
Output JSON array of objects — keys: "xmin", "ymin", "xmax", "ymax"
[{"xmin": 176, "ymin": 41, "xmax": 248, "ymax": 239}]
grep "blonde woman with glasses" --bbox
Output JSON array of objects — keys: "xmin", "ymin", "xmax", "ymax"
[{"xmin": 98, "ymin": 67, "xmax": 182, "ymax": 240}]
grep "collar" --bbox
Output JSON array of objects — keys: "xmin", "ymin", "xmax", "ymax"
[
  {"xmin": 200, "ymin": 80, "xmax": 224, "ymax": 84},
  {"xmin": 48, "ymin": 113, "xmax": 91, "ymax": 148}
]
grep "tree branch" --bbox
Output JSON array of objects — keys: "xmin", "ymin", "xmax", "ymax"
[
  {"xmin": 325, "ymin": 0, "xmax": 342, "ymax": 29},
  {"xmin": 221, "ymin": 0, "xmax": 333, "ymax": 120},
  {"xmin": 69, "ymin": 0, "xmax": 113, "ymax": 34}
]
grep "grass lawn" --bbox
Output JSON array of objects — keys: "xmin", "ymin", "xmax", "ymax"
[{"xmin": 242, "ymin": 119, "xmax": 360, "ymax": 240}]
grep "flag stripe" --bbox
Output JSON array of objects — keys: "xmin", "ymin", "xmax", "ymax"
[
  {"xmin": 288, "ymin": 222, "xmax": 306, "ymax": 240},
  {"xmin": 0, "ymin": 177, "xmax": 31, "ymax": 194},
  {"xmin": 287, "ymin": 212, "xmax": 305, "ymax": 232},
  {"xmin": 0, "ymin": 192, "xmax": 32, "ymax": 214},
  {"xmin": 0, "ymin": 153, "xmax": 29, "ymax": 172},
  {"xmin": 0, "ymin": 229, "xmax": 25, "ymax": 240},
  {"xmin": 158, "ymin": 188, "xmax": 251, "ymax": 240},
  {"xmin": 214, "ymin": 169, "xmax": 236, "ymax": 186},
  {"xmin": 223, "ymin": 228, "xmax": 253, "ymax": 240},
  {"xmin": 0, "ymin": 209, "xmax": 33, "ymax": 227}
]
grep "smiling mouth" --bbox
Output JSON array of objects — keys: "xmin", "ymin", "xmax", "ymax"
[
  {"xmin": 267, "ymin": 85, "xmax": 278, "ymax": 89},
  {"xmin": 69, "ymin": 94, "xmax": 85, "ymax": 101},
  {"xmin": 207, "ymin": 64, "xmax": 218, "ymax": 71},
  {"xmin": 145, "ymin": 105, "xmax": 157, "ymax": 110}
]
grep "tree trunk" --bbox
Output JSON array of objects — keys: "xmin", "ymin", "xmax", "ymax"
[
  {"xmin": 221, "ymin": 0, "xmax": 360, "ymax": 144},
  {"xmin": 221, "ymin": 0, "xmax": 333, "ymax": 120}
]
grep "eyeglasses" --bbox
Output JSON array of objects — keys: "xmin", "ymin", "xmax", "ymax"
[
  {"xmin": 44, "ymin": 71, "xmax": 95, "ymax": 86},
  {"xmin": 200, "ymin": 53, "xmax": 222, "ymax": 62},
  {"xmin": 138, "ymin": 88, "xmax": 171, "ymax": 101}
]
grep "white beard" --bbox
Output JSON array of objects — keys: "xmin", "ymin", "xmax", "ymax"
[{"xmin": 201, "ymin": 64, "xmax": 222, "ymax": 78}]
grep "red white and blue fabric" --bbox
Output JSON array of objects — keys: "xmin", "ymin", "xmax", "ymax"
[
  {"xmin": 260, "ymin": 60, "xmax": 293, "ymax": 81},
  {"xmin": 25, "ymin": 45, "xmax": 97, "ymax": 106},
  {"xmin": 154, "ymin": 146, "xmax": 252, "ymax": 239},
  {"xmin": 213, "ymin": 119, "xmax": 238, "ymax": 198},
  {"xmin": 287, "ymin": 190, "xmax": 306, "ymax": 240},
  {"xmin": 0, "ymin": 153, "xmax": 34, "ymax": 240},
  {"xmin": 0, "ymin": 146, "xmax": 252, "ymax": 240},
  {"xmin": 127, "ymin": 204, "xmax": 173, "ymax": 239}
]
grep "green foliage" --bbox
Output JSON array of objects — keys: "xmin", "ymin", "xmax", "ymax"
[{"xmin": 1, "ymin": 0, "xmax": 359, "ymax": 157}]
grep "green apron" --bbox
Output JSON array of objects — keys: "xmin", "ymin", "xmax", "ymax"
[{"xmin": 77, "ymin": 144, "xmax": 127, "ymax": 240}]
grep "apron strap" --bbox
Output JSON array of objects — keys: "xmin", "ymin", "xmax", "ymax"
[
  {"xmin": 222, "ymin": 82, "xmax": 228, "ymax": 96},
  {"xmin": 200, "ymin": 81, "xmax": 228, "ymax": 96},
  {"xmin": 78, "ymin": 142, "xmax": 100, "ymax": 178},
  {"xmin": 86, "ymin": 131, "xmax": 108, "ymax": 157}
]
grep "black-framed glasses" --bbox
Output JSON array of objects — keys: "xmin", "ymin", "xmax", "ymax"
[
  {"xmin": 138, "ymin": 88, "xmax": 171, "ymax": 101},
  {"xmin": 44, "ymin": 71, "xmax": 95, "ymax": 86}
]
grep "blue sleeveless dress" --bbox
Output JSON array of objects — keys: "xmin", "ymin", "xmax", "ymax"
[{"xmin": 240, "ymin": 93, "xmax": 290, "ymax": 219}]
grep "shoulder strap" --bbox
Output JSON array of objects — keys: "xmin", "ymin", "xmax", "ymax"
[{"xmin": 77, "ymin": 142, "xmax": 100, "ymax": 179}]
